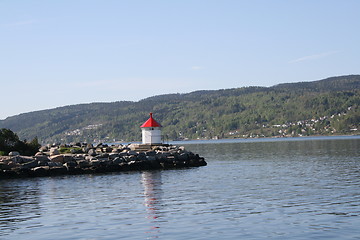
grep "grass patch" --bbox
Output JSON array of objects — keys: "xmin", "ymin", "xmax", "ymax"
[{"xmin": 59, "ymin": 147, "xmax": 83, "ymax": 154}]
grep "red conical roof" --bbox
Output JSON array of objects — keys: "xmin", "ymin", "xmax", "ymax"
[{"xmin": 140, "ymin": 113, "xmax": 162, "ymax": 128}]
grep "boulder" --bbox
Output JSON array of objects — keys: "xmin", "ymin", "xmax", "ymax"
[
  {"xmin": 32, "ymin": 166, "xmax": 49, "ymax": 176},
  {"xmin": 178, "ymin": 146, "xmax": 186, "ymax": 151},
  {"xmin": 112, "ymin": 148, "xmax": 120, "ymax": 153},
  {"xmin": 39, "ymin": 146, "xmax": 48, "ymax": 152},
  {"xmin": 63, "ymin": 154, "xmax": 75, "ymax": 163},
  {"xmin": 0, "ymin": 156, "xmax": 11, "ymax": 161},
  {"xmin": 119, "ymin": 152, "xmax": 128, "ymax": 157},
  {"xmin": 50, "ymin": 148, "xmax": 60, "ymax": 156},
  {"xmin": 33, "ymin": 155, "xmax": 50, "ymax": 162},
  {"xmin": 104, "ymin": 147, "xmax": 113, "ymax": 153},
  {"xmin": 20, "ymin": 160, "xmax": 39, "ymax": 169},
  {"xmin": 90, "ymin": 159, "xmax": 101, "ymax": 167},
  {"xmin": 50, "ymin": 155, "xmax": 65, "ymax": 163},
  {"xmin": 8, "ymin": 151, "xmax": 20, "ymax": 156},
  {"xmin": 109, "ymin": 153, "xmax": 119, "ymax": 160},
  {"xmin": 112, "ymin": 157, "xmax": 124, "ymax": 164},
  {"xmin": 97, "ymin": 153, "xmax": 109, "ymax": 158},
  {"xmin": 145, "ymin": 151, "xmax": 156, "ymax": 156},
  {"xmin": 64, "ymin": 161, "xmax": 77, "ymax": 168},
  {"xmin": 49, "ymin": 166, "xmax": 68, "ymax": 175},
  {"xmin": 128, "ymin": 150, "xmax": 138, "ymax": 156},
  {"xmin": 48, "ymin": 162, "xmax": 62, "ymax": 167},
  {"xmin": 0, "ymin": 162, "xmax": 11, "ymax": 170},
  {"xmin": 88, "ymin": 149, "xmax": 97, "ymax": 156},
  {"xmin": 77, "ymin": 160, "xmax": 90, "ymax": 168},
  {"xmin": 35, "ymin": 152, "xmax": 46, "ymax": 156},
  {"xmin": 137, "ymin": 152, "xmax": 147, "ymax": 161},
  {"xmin": 13, "ymin": 156, "xmax": 33, "ymax": 163},
  {"xmin": 146, "ymin": 156, "xmax": 157, "ymax": 161},
  {"xmin": 178, "ymin": 153, "xmax": 189, "ymax": 161}
]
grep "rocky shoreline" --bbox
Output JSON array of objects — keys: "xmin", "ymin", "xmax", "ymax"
[{"xmin": 0, "ymin": 143, "xmax": 207, "ymax": 179}]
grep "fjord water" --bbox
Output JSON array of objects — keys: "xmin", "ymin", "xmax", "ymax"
[{"xmin": 1, "ymin": 137, "xmax": 359, "ymax": 239}]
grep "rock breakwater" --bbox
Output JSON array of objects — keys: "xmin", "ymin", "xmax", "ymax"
[{"xmin": 0, "ymin": 143, "xmax": 207, "ymax": 179}]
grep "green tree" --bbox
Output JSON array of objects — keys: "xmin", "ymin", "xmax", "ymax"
[
  {"xmin": 0, "ymin": 128, "xmax": 20, "ymax": 154},
  {"xmin": 0, "ymin": 128, "xmax": 41, "ymax": 156}
]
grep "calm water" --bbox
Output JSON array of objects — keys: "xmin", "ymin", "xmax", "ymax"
[{"xmin": 1, "ymin": 136, "xmax": 360, "ymax": 239}]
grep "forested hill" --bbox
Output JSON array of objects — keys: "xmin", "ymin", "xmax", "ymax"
[{"xmin": 1, "ymin": 75, "xmax": 359, "ymax": 144}]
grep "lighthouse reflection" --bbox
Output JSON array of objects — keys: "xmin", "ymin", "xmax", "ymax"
[{"xmin": 141, "ymin": 170, "xmax": 163, "ymax": 237}]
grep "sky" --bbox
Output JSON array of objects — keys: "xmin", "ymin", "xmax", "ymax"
[{"xmin": 1, "ymin": 0, "xmax": 359, "ymax": 120}]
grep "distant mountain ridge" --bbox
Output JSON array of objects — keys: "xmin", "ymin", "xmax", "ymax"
[
  {"xmin": 273, "ymin": 75, "xmax": 360, "ymax": 91},
  {"xmin": 1, "ymin": 75, "xmax": 359, "ymax": 143}
]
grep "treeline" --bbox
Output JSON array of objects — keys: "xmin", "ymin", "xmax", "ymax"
[
  {"xmin": 0, "ymin": 129, "xmax": 41, "ymax": 156},
  {"xmin": 0, "ymin": 75, "xmax": 359, "ymax": 144}
]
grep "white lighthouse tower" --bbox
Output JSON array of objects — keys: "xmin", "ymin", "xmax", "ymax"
[{"xmin": 140, "ymin": 113, "xmax": 162, "ymax": 145}]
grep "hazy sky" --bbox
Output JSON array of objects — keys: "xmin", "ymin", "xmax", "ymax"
[{"xmin": 1, "ymin": 0, "xmax": 359, "ymax": 120}]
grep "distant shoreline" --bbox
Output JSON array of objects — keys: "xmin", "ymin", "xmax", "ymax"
[{"xmin": 168, "ymin": 134, "xmax": 360, "ymax": 145}]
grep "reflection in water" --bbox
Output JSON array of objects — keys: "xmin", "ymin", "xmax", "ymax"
[
  {"xmin": 0, "ymin": 179, "xmax": 42, "ymax": 236},
  {"xmin": 141, "ymin": 171, "xmax": 163, "ymax": 238}
]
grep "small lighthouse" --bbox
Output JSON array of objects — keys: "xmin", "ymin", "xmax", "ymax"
[{"xmin": 140, "ymin": 113, "xmax": 162, "ymax": 145}]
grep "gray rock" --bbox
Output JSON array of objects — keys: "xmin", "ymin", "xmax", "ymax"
[
  {"xmin": 21, "ymin": 160, "xmax": 39, "ymax": 169},
  {"xmin": 50, "ymin": 155, "xmax": 65, "ymax": 163},
  {"xmin": 8, "ymin": 151, "xmax": 20, "ymax": 156},
  {"xmin": 137, "ymin": 152, "xmax": 147, "ymax": 161},
  {"xmin": 112, "ymin": 148, "xmax": 120, "ymax": 153},
  {"xmin": 35, "ymin": 152, "xmax": 46, "ymax": 156},
  {"xmin": 119, "ymin": 152, "xmax": 128, "ymax": 157},
  {"xmin": 145, "ymin": 151, "xmax": 156, "ymax": 156},
  {"xmin": 0, "ymin": 162, "xmax": 11, "ymax": 170},
  {"xmin": 90, "ymin": 159, "xmax": 101, "ymax": 167},
  {"xmin": 105, "ymin": 147, "xmax": 112, "ymax": 153},
  {"xmin": 178, "ymin": 153, "xmax": 189, "ymax": 161},
  {"xmin": 178, "ymin": 146, "xmax": 186, "ymax": 151},
  {"xmin": 88, "ymin": 149, "xmax": 97, "ymax": 156},
  {"xmin": 33, "ymin": 166, "xmax": 49, "ymax": 171},
  {"xmin": 32, "ymin": 166, "xmax": 49, "ymax": 176},
  {"xmin": 48, "ymin": 162, "xmax": 62, "ymax": 167},
  {"xmin": 77, "ymin": 160, "xmax": 90, "ymax": 168},
  {"xmin": 33, "ymin": 155, "xmax": 50, "ymax": 162},
  {"xmin": 63, "ymin": 154, "xmax": 75, "ymax": 163},
  {"xmin": 97, "ymin": 153, "xmax": 109, "ymax": 158},
  {"xmin": 128, "ymin": 150, "xmax": 138, "ymax": 156},
  {"xmin": 64, "ymin": 161, "xmax": 77, "ymax": 168},
  {"xmin": 146, "ymin": 156, "xmax": 157, "ymax": 161},
  {"xmin": 39, "ymin": 146, "xmax": 48, "ymax": 152},
  {"xmin": 13, "ymin": 156, "xmax": 33, "ymax": 163},
  {"xmin": 112, "ymin": 157, "xmax": 124, "ymax": 164},
  {"xmin": 50, "ymin": 148, "xmax": 60, "ymax": 156},
  {"xmin": 109, "ymin": 153, "xmax": 119, "ymax": 160}
]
